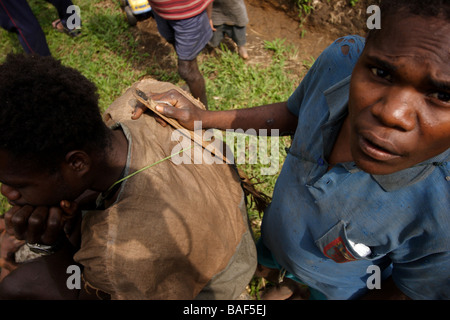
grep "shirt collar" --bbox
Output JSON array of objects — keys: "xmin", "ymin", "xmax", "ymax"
[{"xmin": 323, "ymin": 76, "xmax": 450, "ymax": 192}]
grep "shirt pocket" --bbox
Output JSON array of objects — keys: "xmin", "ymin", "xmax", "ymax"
[{"xmin": 315, "ymin": 220, "xmax": 374, "ymax": 263}]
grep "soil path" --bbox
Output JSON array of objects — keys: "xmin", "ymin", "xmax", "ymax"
[
  {"xmin": 132, "ymin": 0, "xmax": 372, "ymax": 78},
  {"xmin": 243, "ymin": 0, "xmax": 334, "ymax": 73},
  {"xmin": 243, "ymin": 0, "xmax": 371, "ymax": 72}
]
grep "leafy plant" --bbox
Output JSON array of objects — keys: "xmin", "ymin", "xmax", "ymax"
[{"xmin": 295, "ymin": 0, "xmax": 314, "ymax": 17}]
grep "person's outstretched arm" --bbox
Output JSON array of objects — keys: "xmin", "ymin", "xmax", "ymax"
[{"xmin": 132, "ymin": 89, "xmax": 298, "ymax": 135}]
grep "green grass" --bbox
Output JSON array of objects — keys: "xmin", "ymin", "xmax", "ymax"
[
  {"xmin": 200, "ymin": 44, "xmax": 300, "ymax": 240},
  {"xmin": 0, "ymin": 0, "xmax": 307, "ymax": 298},
  {"xmin": 0, "ymin": 0, "xmax": 145, "ymax": 110}
]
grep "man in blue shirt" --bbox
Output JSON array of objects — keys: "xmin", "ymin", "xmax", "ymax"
[
  {"xmin": 130, "ymin": 0, "xmax": 450, "ymax": 299},
  {"xmin": 258, "ymin": 33, "xmax": 450, "ymax": 299},
  {"xmin": 5, "ymin": 0, "xmax": 450, "ymax": 299}
]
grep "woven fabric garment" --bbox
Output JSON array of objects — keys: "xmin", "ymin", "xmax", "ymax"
[
  {"xmin": 73, "ymin": 79, "xmax": 257, "ymax": 299},
  {"xmin": 211, "ymin": 0, "xmax": 249, "ymax": 27},
  {"xmin": 149, "ymin": 0, "xmax": 213, "ymax": 20}
]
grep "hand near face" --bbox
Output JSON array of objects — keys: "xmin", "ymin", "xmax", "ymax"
[
  {"xmin": 0, "ymin": 218, "xmax": 23, "ymax": 280},
  {"xmin": 3, "ymin": 200, "xmax": 79, "ymax": 245}
]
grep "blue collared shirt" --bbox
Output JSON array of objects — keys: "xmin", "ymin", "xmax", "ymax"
[{"xmin": 260, "ymin": 35, "xmax": 450, "ymax": 299}]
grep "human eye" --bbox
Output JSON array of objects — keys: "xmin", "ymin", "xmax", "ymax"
[
  {"xmin": 370, "ymin": 67, "xmax": 392, "ymax": 81},
  {"xmin": 429, "ymin": 91, "xmax": 450, "ymax": 106}
]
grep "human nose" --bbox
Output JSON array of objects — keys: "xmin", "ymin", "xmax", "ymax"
[
  {"xmin": 371, "ymin": 87, "xmax": 418, "ymax": 132},
  {"xmin": 0, "ymin": 184, "xmax": 21, "ymax": 203}
]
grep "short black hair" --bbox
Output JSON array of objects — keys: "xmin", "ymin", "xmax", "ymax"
[
  {"xmin": 382, "ymin": 0, "xmax": 449, "ymax": 17},
  {"xmin": 367, "ymin": 0, "xmax": 450, "ymax": 41},
  {"xmin": 0, "ymin": 54, "xmax": 110, "ymax": 171}
]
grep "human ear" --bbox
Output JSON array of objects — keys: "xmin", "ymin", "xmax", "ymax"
[{"xmin": 64, "ymin": 150, "xmax": 91, "ymax": 175}]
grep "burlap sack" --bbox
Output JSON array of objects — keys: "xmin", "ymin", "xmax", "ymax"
[{"xmin": 73, "ymin": 79, "xmax": 257, "ymax": 299}]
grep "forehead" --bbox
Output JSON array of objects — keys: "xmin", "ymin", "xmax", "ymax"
[
  {"xmin": 0, "ymin": 150, "xmax": 46, "ymax": 184},
  {"xmin": 365, "ymin": 14, "xmax": 450, "ymax": 75}
]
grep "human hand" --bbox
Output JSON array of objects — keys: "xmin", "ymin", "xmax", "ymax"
[
  {"xmin": 3, "ymin": 200, "xmax": 79, "ymax": 245},
  {"xmin": 131, "ymin": 89, "xmax": 207, "ymax": 131},
  {"xmin": 255, "ymin": 264, "xmax": 310, "ymax": 300},
  {"xmin": 210, "ymin": 19, "xmax": 216, "ymax": 31},
  {"xmin": 130, "ymin": 98, "xmax": 169, "ymax": 127},
  {"xmin": 0, "ymin": 218, "xmax": 23, "ymax": 279}
]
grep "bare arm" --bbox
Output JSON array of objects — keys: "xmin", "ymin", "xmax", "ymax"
[
  {"xmin": 206, "ymin": 1, "xmax": 215, "ymax": 31},
  {"xmin": 206, "ymin": 1, "xmax": 213, "ymax": 19},
  {"xmin": 132, "ymin": 89, "xmax": 298, "ymax": 135},
  {"xmin": 200, "ymin": 102, "xmax": 297, "ymax": 134}
]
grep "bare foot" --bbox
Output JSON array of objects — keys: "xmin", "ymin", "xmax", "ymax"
[
  {"xmin": 52, "ymin": 19, "xmax": 64, "ymax": 31},
  {"xmin": 238, "ymin": 46, "xmax": 249, "ymax": 59}
]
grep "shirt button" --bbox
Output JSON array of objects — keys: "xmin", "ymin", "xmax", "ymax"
[{"xmin": 446, "ymin": 176, "xmax": 450, "ymax": 181}]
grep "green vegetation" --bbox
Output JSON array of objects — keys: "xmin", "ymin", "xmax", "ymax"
[
  {"xmin": 0, "ymin": 0, "xmax": 147, "ymax": 215},
  {"xmin": 295, "ymin": 0, "xmax": 314, "ymax": 18}
]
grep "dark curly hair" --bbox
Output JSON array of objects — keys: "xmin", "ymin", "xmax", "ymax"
[
  {"xmin": 367, "ymin": 0, "xmax": 450, "ymax": 40},
  {"xmin": 0, "ymin": 53, "xmax": 110, "ymax": 171},
  {"xmin": 380, "ymin": 0, "xmax": 450, "ymax": 18}
]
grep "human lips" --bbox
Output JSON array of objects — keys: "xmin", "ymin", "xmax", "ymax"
[{"xmin": 357, "ymin": 131, "xmax": 403, "ymax": 162}]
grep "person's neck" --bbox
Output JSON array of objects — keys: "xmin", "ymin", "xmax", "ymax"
[
  {"xmin": 327, "ymin": 116, "xmax": 353, "ymax": 168},
  {"xmin": 90, "ymin": 128, "xmax": 129, "ymax": 192}
]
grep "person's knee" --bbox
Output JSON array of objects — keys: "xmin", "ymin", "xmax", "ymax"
[{"xmin": 178, "ymin": 60, "xmax": 201, "ymax": 82}]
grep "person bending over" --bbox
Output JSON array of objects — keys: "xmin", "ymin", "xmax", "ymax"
[{"xmin": 0, "ymin": 53, "xmax": 256, "ymax": 299}]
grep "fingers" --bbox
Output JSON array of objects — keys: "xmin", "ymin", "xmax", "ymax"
[
  {"xmin": 0, "ymin": 229, "xmax": 25, "ymax": 260},
  {"xmin": 155, "ymin": 103, "xmax": 179, "ymax": 117},
  {"xmin": 154, "ymin": 99, "xmax": 190, "ymax": 118},
  {"xmin": 150, "ymin": 89, "xmax": 178, "ymax": 102},
  {"xmin": 130, "ymin": 97, "xmax": 176, "ymax": 124},
  {"xmin": 131, "ymin": 101, "xmax": 146, "ymax": 120},
  {"xmin": 209, "ymin": 19, "xmax": 216, "ymax": 31},
  {"xmin": 154, "ymin": 116, "xmax": 168, "ymax": 127},
  {"xmin": 130, "ymin": 95, "xmax": 180, "ymax": 125},
  {"xmin": 155, "ymin": 104, "xmax": 196, "ymax": 130},
  {"xmin": 151, "ymin": 89, "xmax": 196, "ymax": 111},
  {"xmin": 4, "ymin": 205, "xmax": 33, "ymax": 238},
  {"xmin": 131, "ymin": 101, "xmax": 170, "ymax": 127},
  {"xmin": 130, "ymin": 88, "xmax": 203, "ymax": 131},
  {"xmin": 0, "ymin": 258, "xmax": 17, "ymax": 272},
  {"xmin": 40, "ymin": 207, "xmax": 64, "ymax": 244},
  {"xmin": 59, "ymin": 201, "xmax": 81, "ymax": 240},
  {"xmin": 26, "ymin": 207, "xmax": 49, "ymax": 243},
  {"xmin": 60, "ymin": 200, "xmax": 78, "ymax": 219},
  {"xmin": 3, "ymin": 205, "xmax": 64, "ymax": 244}
]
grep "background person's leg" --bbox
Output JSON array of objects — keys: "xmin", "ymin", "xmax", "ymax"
[
  {"xmin": 178, "ymin": 58, "xmax": 208, "ymax": 108},
  {"xmin": 0, "ymin": 0, "xmax": 51, "ymax": 56}
]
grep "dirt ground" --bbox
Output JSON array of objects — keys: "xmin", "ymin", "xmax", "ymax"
[
  {"xmin": 131, "ymin": 0, "xmax": 374, "ymax": 78},
  {"xmin": 245, "ymin": 0, "xmax": 371, "ymax": 59}
]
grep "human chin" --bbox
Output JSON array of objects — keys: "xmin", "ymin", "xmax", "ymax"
[{"xmin": 350, "ymin": 132, "xmax": 408, "ymax": 175}]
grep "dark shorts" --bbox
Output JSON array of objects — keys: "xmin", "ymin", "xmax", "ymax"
[{"xmin": 153, "ymin": 10, "xmax": 212, "ymax": 61}]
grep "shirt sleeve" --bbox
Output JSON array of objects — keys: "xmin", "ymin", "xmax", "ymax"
[
  {"xmin": 392, "ymin": 251, "xmax": 450, "ymax": 299},
  {"xmin": 287, "ymin": 35, "xmax": 365, "ymax": 116}
]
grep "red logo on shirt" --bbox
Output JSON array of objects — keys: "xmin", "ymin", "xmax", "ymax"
[{"xmin": 323, "ymin": 237, "xmax": 357, "ymax": 263}]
